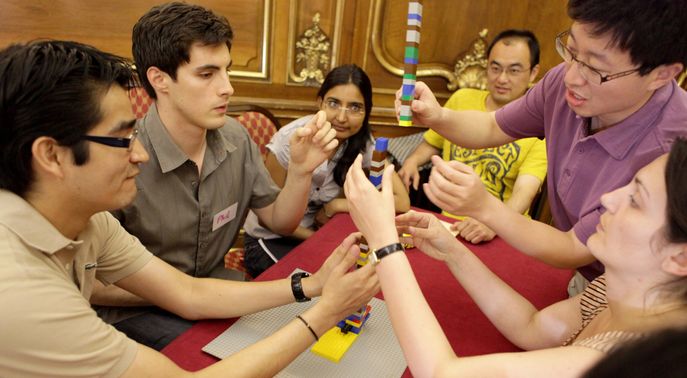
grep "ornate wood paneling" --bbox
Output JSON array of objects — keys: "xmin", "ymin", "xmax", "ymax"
[
  {"xmin": 0, "ymin": 0, "xmax": 574, "ymax": 135},
  {"xmin": 0, "ymin": 0, "xmax": 272, "ymax": 81}
]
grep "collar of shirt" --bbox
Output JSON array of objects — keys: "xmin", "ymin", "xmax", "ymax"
[
  {"xmin": 0, "ymin": 190, "xmax": 82, "ymax": 255},
  {"xmin": 141, "ymin": 103, "xmax": 237, "ymax": 174}
]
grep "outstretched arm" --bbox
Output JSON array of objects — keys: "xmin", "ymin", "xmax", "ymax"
[
  {"xmin": 343, "ymin": 155, "xmax": 593, "ymax": 377},
  {"xmin": 395, "ymin": 81, "xmax": 514, "ymax": 149},
  {"xmin": 451, "ymin": 174, "xmax": 542, "ymax": 244},
  {"xmin": 255, "ymin": 111, "xmax": 338, "ymax": 235},
  {"xmin": 425, "ymin": 156, "xmax": 594, "ymax": 268},
  {"xmin": 120, "ymin": 234, "xmax": 379, "ymax": 377}
]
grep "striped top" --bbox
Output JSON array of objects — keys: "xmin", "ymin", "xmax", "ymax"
[{"xmin": 562, "ymin": 276, "xmax": 643, "ymax": 353}]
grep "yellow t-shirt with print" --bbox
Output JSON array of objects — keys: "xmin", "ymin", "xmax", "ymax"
[{"xmin": 423, "ymin": 88, "xmax": 547, "ymax": 219}]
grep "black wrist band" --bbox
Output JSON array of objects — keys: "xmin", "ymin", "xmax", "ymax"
[
  {"xmin": 371, "ymin": 242, "xmax": 405, "ymax": 265},
  {"xmin": 291, "ymin": 272, "xmax": 311, "ymax": 302},
  {"xmin": 296, "ymin": 314, "xmax": 319, "ymax": 341}
]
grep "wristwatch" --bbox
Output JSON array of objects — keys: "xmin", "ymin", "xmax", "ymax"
[
  {"xmin": 291, "ymin": 272, "xmax": 311, "ymax": 302},
  {"xmin": 370, "ymin": 243, "xmax": 405, "ymax": 265}
]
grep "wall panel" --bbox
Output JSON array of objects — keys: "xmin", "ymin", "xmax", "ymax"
[{"xmin": 0, "ymin": 0, "xmax": 572, "ymax": 136}]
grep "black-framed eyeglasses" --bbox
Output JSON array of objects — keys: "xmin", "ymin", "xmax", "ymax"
[
  {"xmin": 81, "ymin": 128, "xmax": 139, "ymax": 152},
  {"xmin": 555, "ymin": 30, "xmax": 640, "ymax": 85}
]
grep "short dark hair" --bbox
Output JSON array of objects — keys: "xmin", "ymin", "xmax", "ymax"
[
  {"xmin": 568, "ymin": 0, "xmax": 687, "ymax": 75},
  {"xmin": 132, "ymin": 2, "xmax": 233, "ymax": 100},
  {"xmin": 316, "ymin": 64, "xmax": 373, "ymax": 187},
  {"xmin": 583, "ymin": 327, "xmax": 687, "ymax": 378},
  {"xmin": 486, "ymin": 29, "xmax": 540, "ymax": 68},
  {"xmin": 0, "ymin": 40, "xmax": 134, "ymax": 197}
]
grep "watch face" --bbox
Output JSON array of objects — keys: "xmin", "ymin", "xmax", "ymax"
[{"xmin": 370, "ymin": 252, "xmax": 381, "ymax": 265}]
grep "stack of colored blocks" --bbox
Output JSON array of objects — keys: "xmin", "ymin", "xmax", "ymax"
[
  {"xmin": 310, "ymin": 137, "xmax": 391, "ymax": 363},
  {"xmin": 369, "ymin": 137, "xmax": 388, "ymax": 189},
  {"xmin": 399, "ymin": 0, "xmax": 423, "ymax": 127}
]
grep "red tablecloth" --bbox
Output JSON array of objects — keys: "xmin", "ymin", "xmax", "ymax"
[{"xmin": 162, "ymin": 211, "xmax": 572, "ymax": 374}]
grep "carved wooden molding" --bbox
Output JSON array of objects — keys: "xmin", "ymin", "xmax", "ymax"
[
  {"xmin": 450, "ymin": 29, "xmax": 489, "ymax": 91},
  {"xmin": 287, "ymin": 0, "xmax": 344, "ymax": 86}
]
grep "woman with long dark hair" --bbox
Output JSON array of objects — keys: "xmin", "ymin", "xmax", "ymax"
[{"xmin": 243, "ymin": 64, "xmax": 409, "ymax": 277}]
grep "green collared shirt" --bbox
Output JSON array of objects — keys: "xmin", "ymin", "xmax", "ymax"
[{"xmin": 112, "ymin": 104, "xmax": 279, "ymax": 278}]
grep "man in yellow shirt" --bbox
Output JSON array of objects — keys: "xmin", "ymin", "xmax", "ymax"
[{"xmin": 399, "ymin": 29, "xmax": 547, "ymax": 243}]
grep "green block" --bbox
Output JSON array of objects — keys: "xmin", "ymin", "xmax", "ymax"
[{"xmin": 404, "ymin": 46, "xmax": 419, "ymax": 59}]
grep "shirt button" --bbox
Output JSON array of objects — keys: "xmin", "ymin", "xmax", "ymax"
[
  {"xmin": 564, "ymin": 169, "xmax": 571, "ymax": 177},
  {"xmin": 315, "ymin": 187, "xmax": 320, "ymax": 191},
  {"xmin": 577, "ymin": 147, "xmax": 584, "ymax": 153}
]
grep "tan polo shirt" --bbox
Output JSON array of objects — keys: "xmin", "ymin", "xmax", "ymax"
[
  {"xmin": 100, "ymin": 104, "xmax": 279, "ymax": 323},
  {"xmin": 0, "ymin": 190, "xmax": 153, "ymax": 377}
]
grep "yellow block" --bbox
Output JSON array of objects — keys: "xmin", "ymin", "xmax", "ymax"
[
  {"xmin": 310, "ymin": 327, "xmax": 360, "ymax": 363},
  {"xmin": 398, "ymin": 120, "xmax": 413, "ymax": 127}
]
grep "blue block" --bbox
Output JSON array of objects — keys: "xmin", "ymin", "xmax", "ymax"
[
  {"xmin": 404, "ymin": 57, "xmax": 419, "ymax": 65},
  {"xmin": 375, "ymin": 137, "xmax": 388, "ymax": 151}
]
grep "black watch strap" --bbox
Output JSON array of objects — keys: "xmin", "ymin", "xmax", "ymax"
[
  {"xmin": 371, "ymin": 242, "xmax": 405, "ymax": 265},
  {"xmin": 291, "ymin": 272, "xmax": 311, "ymax": 302}
]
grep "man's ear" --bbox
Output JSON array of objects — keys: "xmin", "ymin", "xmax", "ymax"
[
  {"xmin": 146, "ymin": 66, "xmax": 168, "ymax": 96},
  {"xmin": 31, "ymin": 136, "xmax": 69, "ymax": 179},
  {"xmin": 647, "ymin": 62, "xmax": 684, "ymax": 91},
  {"xmin": 529, "ymin": 64, "xmax": 541, "ymax": 83},
  {"xmin": 662, "ymin": 244, "xmax": 687, "ymax": 277}
]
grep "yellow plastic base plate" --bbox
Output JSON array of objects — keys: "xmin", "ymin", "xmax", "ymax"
[{"xmin": 310, "ymin": 327, "xmax": 360, "ymax": 363}]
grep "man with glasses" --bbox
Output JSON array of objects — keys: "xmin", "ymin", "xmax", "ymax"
[
  {"xmin": 0, "ymin": 39, "xmax": 378, "ymax": 377},
  {"xmin": 397, "ymin": 0, "xmax": 687, "ymax": 294},
  {"xmin": 399, "ymin": 29, "xmax": 546, "ymax": 244},
  {"xmin": 91, "ymin": 2, "xmax": 342, "ymax": 350}
]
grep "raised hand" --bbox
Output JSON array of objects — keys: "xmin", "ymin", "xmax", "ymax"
[
  {"xmin": 315, "ymin": 233, "xmax": 380, "ymax": 319},
  {"xmin": 343, "ymin": 154, "xmax": 399, "ymax": 249},
  {"xmin": 394, "ymin": 81, "xmax": 444, "ymax": 128},
  {"xmin": 423, "ymin": 156, "xmax": 494, "ymax": 219},
  {"xmin": 289, "ymin": 111, "xmax": 339, "ymax": 176}
]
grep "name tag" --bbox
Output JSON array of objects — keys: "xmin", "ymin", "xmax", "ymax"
[{"xmin": 212, "ymin": 203, "xmax": 238, "ymax": 232}]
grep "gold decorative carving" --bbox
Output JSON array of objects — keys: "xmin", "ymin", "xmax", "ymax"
[
  {"xmin": 292, "ymin": 13, "xmax": 330, "ymax": 85},
  {"xmin": 450, "ymin": 29, "xmax": 489, "ymax": 91},
  {"xmin": 286, "ymin": 0, "xmax": 344, "ymax": 87}
]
